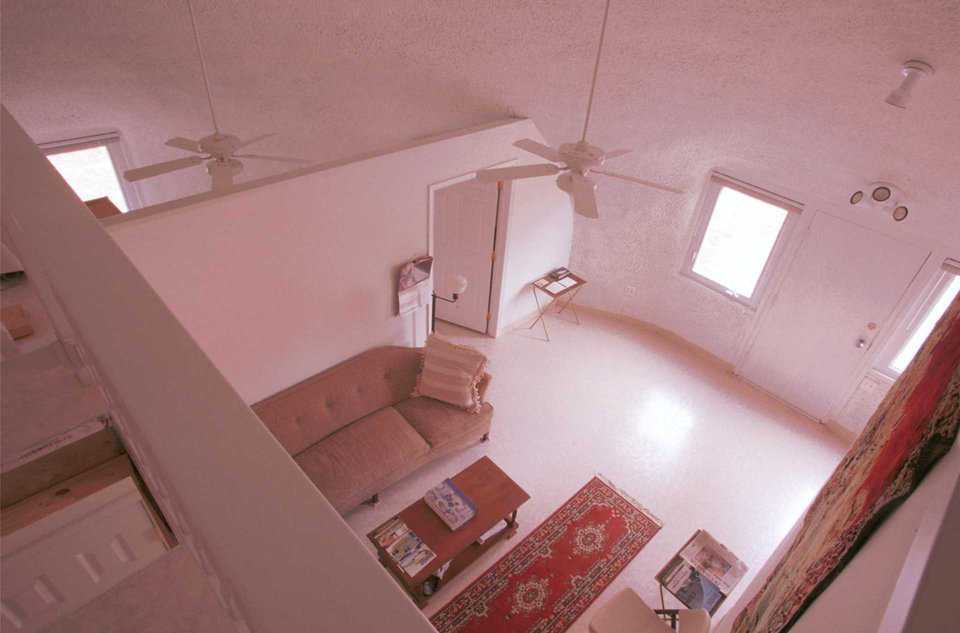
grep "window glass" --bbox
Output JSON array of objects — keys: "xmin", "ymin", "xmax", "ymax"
[
  {"xmin": 890, "ymin": 274, "xmax": 960, "ymax": 373},
  {"xmin": 47, "ymin": 145, "xmax": 128, "ymax": 212},
  {"xmin": 691, "ymin": 186, "xmax": 789, "ymax": 298}
]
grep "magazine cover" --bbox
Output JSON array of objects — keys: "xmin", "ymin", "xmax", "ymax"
[{"xmin": 424, "ymin": 478, "xmax": 477, "ymax": 530}]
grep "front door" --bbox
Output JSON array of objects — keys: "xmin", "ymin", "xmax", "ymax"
[
  {"xmin": 738, "ymin": 211, "xmax": 928, "ymax": 420},
  {"xmin": 433, "ymin": 179, "xmax": 499, "ymax": 334}
]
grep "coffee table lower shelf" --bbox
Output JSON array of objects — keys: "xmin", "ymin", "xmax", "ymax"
[{"xmin": 377, "ymin": 511, "xmax": 518, "ymax": 608}]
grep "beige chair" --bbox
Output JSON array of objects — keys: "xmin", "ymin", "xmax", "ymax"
[{"xmin": 589, "ymin": 588, "xmax": 711, "ymax": 633}]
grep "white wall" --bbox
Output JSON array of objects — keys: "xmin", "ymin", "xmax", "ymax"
[
  {"xmin": 572, "ymin": 162, "xmax": 960, "ymax": 423},
  {"xmin": 891, "ymin": 468, "xmax": 960, "ymax": 633},
  {"xmin": 713, "ymin": 445, "xmax": 960, "ymax": 633},
  {"xmin": 106, "ymin": 118, "xmax": 572, "ymax": 403},
  {"xmin": 2, "ymin": 105, "xmax": 438, "ymax": 633}
]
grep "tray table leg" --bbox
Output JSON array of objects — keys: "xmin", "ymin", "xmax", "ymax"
[
  {"xmin": 527, "ymin": 285, "xmax": 551, "ymax": 341},
  {"xmin": 556, "ymin": 286, "xmax": 582, "ymax": 324}
]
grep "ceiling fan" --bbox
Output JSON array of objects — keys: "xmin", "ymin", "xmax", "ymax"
[
  {"xmin": 476, "ymin": 0, "xmax": 683, "ymax": 218},
  {"xmin": 124, "ymin": 0, "xmax": 310, "ymax": 192}
]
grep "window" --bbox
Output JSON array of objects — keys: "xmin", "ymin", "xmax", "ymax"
[
  {"xmin": 886, "ymin": 265, "xmax": 960, "ymax": 375},
  {"xmin": 40, "ymin": 132, "xmax": 139, "ymax": 212},
  {"xmin": 683, "ymin": 173, "xmax": 800, "ymax": 306}
]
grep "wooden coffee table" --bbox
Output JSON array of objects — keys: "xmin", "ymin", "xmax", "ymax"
[{"xmin": 367, "ymin": 456, "xmax": 530, "ymax": 607}]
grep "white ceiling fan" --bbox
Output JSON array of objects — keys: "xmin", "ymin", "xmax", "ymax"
[
  {"xmin": 476, "ymin": 0, "xmax": 683, "ymax": 218},
  {"xmin": 124, "ymin": 0, "xmax": 310, "ymax": 192}
]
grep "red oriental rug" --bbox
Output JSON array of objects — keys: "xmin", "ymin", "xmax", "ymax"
[{"xmin": 430, "ymin": 477, "xmax": 662, "ymax": 633}]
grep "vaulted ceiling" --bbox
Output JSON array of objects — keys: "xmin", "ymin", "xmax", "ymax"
[{"xmin": 4, "ymin": 1, "xmax": 960, "ymax": 316}]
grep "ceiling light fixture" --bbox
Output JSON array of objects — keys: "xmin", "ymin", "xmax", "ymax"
[
  {"xmin": 885, "ymin": 60, "xmax": 934, "ymax": 109},
  {"xmin": 849, "ymin": 181, "xmax": 909, "ymax": 222}
]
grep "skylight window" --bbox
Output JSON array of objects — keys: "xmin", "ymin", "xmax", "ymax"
[
  {"xmin": 41, "ymin": 133, "xmax": 139, "ymax": 212},
  {"xmin": 683, "ymin": 174, "xmax": 799, "ymax": 306},
  {"xmin": 888, "ymin": 272, "xmax": 960, "ymax": 374}
]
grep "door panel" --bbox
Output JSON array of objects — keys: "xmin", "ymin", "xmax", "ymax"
[
  {"xmin": 738, "ymin": 212, "xmax": 927, "ymax": 420},
  {"xmin": 433, "ymin": 180, "xmax": 498, "ymax": 333}
]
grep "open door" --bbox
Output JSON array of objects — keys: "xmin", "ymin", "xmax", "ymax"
[{"xmin": 432, "ymin": 178, "xmax": 500, "ymax": 334}]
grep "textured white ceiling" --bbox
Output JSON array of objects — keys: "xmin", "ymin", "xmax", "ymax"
[{"xmin": 3, "ymin": 2, "xmax": 959, "ymax": 308}]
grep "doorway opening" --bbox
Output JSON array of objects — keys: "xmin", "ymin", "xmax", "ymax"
[{"xmin": 428, "ymin": 171, "xmax": 511, "ymax": 337}]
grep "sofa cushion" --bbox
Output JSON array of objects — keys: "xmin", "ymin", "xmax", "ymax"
[
  {"xmin": 395, "ymin": 396, "xmax": 493, "ymax": 451},
  {"xmin": 294, "ymin": 406, "xmax": 429, "ymax": 513},
  {"xmin": 414, "ymin": 335, "xmax": 487, "ymax": 412},
  {"xmin": 252, "ymin": 347, "xmax": 422, "ymax": 455}
]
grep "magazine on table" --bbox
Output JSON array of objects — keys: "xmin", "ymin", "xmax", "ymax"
[
  {"xmin": 677, "ymin": 530, "xmax": 747, "ymax": 595},
  {"xmin": 656, "ymin": 529, "xmax": 747, "ymax": 613},
  {"xmin": 424, "ymin": 478, "xmax": 477, "ymax": 530},
  {"xmin": 661, "ymin": 557, "xmax": 725, "ymax": 614},
  {"xmin": 372, "ymin": 517, "xmax": 436, "ymax": 577}
]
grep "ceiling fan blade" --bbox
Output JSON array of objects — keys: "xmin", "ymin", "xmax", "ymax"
[
  {"xmin": 604, "ymin": 149, "xmax": 632, "ymax": 160},
  {"xmin": 514, "ymin": 139, "xmax": 563, "ymax": 163},
  {"xmin": 235, "ymin": 133, "xmax": 276, "ymax": 150},
  {"xmin": 234, "ymin": 153, "xmax": 311, "ymax": 164},
  {"xmin": 165, "ymin": 137, "xmax": 203, "ymax": 153},
  {"xmin": 593, "ymin": 170, "xmax": 684, "ymax": 194},
  {"xmin": 571, "ymin": 174, "xmax": 599, "ymax": 219},
  {"xmin": 476, "ymin": 164, "xmax": 560, "ymax": 182},
  {"xmin": 124, "ymin": 156, "xmax": 205, "ymax": 182}
]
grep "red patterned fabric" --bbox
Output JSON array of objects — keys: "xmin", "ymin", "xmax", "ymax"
[
  {"xmin": 733, "ymin": 296, "xmax": 960, "ymax": 633},
  {"xmin": 431, "ymin": 477, "xmax": 662, "ymax": 633}
]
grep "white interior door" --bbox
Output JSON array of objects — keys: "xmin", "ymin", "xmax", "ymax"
[
  {"xmin": 738, "ymin": 211, "xmax": 928, "ymax": 420},
  {"xmin": 433, "ymin": 179, "xmax": 499, "ymax": 333}
]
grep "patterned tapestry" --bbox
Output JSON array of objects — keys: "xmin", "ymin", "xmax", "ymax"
[{"xmin": 732, "ymin": 295, "xmax": 960, "ymax": 633}]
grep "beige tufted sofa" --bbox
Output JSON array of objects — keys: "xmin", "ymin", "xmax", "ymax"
[{"xmin": 252, "ymin": 346, "xmax": 493, "ymax": 514}]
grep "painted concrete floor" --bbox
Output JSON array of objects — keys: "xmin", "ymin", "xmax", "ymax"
[{"xmin": 344, "ymin": 309, "xmax": 848, "ymax": 629}]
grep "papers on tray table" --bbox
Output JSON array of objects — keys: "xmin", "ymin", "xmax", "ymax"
[{"xmin": 540, "ymin": 275, "xmax": 578, "ymax": 294}]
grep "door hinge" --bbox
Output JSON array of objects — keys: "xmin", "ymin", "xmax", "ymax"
[{"xmin": 491, "ymin": 250, "xmax": 496, "ymax": 262}]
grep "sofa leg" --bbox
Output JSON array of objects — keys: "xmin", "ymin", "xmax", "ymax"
[
  {"xmin": 481, "ymin": 432, "xmax": 490, "ymax": 442},
  {"xmin": 367, "ymin": 493, "xmax": 380, "ymax": 506}
]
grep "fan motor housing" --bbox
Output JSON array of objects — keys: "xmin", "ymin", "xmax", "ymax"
[
  {"xmin": 559, "ymin": 141, "xmax": 606, "ymax": 172},
  {"xmin": 199, "ymin": 133, "xmax": 242, "ymax": 157}
]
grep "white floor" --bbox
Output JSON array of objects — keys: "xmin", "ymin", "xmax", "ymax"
[
  {"xmin": 33, "ymin": 308, "xmax": 847, "ymax": 633},
  {"xmin": 344, "ymin": 309, "xmax": 848, "ymax": 629}
]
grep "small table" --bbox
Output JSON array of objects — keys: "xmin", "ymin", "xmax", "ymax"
[
  {"xmin": 367, "ymin": 457, "xmax": 530, "ymax": 607},
  {"xmin": 655, "ymin": 529, "xmax": 747, "ymax": 616},
  {"xmin": 528, "ymin": 272, "xmax": 587, "ymax": 341}
]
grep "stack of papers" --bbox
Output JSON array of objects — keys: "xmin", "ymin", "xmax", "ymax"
[{"xmin": 541, "ymin": 276, "xmax": 578, "ymax": 294}]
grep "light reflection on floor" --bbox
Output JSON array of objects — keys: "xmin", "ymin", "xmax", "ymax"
[{"xmin": 345, "ymin": 310, "xmax": 848, "ymax": 630}]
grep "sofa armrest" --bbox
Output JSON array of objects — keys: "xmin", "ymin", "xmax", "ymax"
[{"xmin": 477, "ymin": 372, "xmax": 492, "ymax": 403}]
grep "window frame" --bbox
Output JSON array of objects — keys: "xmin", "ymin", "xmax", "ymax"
[
  {"xmin": 877, "ymin": 261, "xmax": 959, "ymax": 378},
  {"xmin": 39, "ymin": 131, "xmax": 142, "ymax": 212},
  {"xmin": 681, "ymin": 172, "xmax": 802, "ymax": 309}
]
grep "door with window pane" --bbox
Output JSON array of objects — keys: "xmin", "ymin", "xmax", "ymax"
[{"xmin": 738, "ymin": 211, "xmax": 928, "ymax": 420}]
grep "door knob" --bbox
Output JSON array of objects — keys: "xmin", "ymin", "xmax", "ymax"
[{"xmin": 856, "ymin": 338, "xmax": 868, "ymax": 349}]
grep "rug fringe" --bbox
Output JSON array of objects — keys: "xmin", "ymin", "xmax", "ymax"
[{"xmin": 595, "ymin": 473, "xmax": 664, "ymax": 528}]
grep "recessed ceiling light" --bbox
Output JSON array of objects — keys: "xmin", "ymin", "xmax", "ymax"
[
  {"xmin": 872, "ymin": 186, "xmax": 892, "ymax": 202},
  {"xmin": 892, "ymin": 206, "xmax": 909, "ymax": 222},
  {"xmin": 849, "ymin": 191, "xmax": 864, "ymax": 205}
]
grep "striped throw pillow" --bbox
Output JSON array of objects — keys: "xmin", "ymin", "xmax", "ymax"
[{"xmin": 414, "ymin": 335, "xmax": 487, "ymax": 412}]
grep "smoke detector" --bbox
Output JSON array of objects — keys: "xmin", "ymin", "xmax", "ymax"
[
  {"xmin": 885, "ymin": 60, "xmax": 934, "ymax": 109},
  {"xmin": 849, "ymin": 182, "xmax": 909, "ymax": 222}
]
